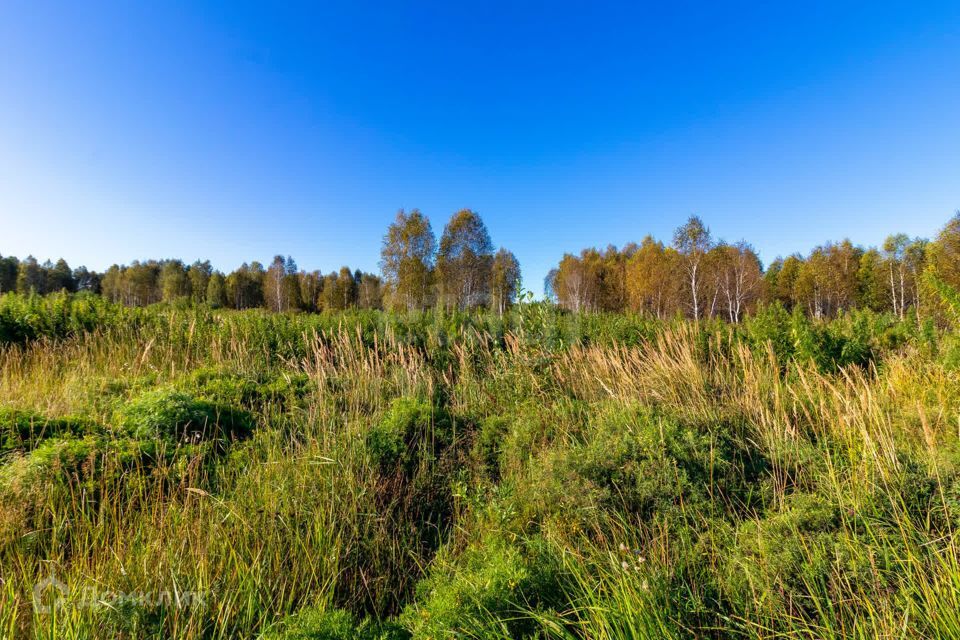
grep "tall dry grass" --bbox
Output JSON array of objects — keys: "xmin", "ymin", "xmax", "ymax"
[{"xmin": 0, "ymin": 307, "xmax": 957, "ymax": 638}]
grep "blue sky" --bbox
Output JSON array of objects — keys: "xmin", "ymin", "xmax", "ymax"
[{"xmin": 1, "ymin": 1, "xmax": 958, "ymax": 293}]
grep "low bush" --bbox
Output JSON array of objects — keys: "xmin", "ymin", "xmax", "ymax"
[
  {"xmin": 530, "ymin": 406, "xmax": 767, "ymax": 526},
  {"xmin": 744, "ymin": 304, "xmax": 885, "ymax": 371},
  {"xmin": 114, "ymin": 388, "xmax": 255, "ymax": 443},
  {"xmin": 356, "ymin": 397, "xmax": 468, "ymax": 615},
  {"xmin": 366, "ymin": 397, "xmax": 453, "ymax": 473},
  {"xmin": 721, "ymin": 492, "xmax": 872, "ymax": 624},
  {"xmin": 0, "ymin": 408, "xmax": 98, "ymax": 456},
  {"xmin": 186, "ymin": 368, "xmax": 312, "ymax": 412},
  {"xmin": 402, "ymin": 534, "xmax": 565, "ymax": 638},
  {"xmin": 260, "ymin": 607, "xmax": 409, "ymax": 640},
  {"xmin": 472, "ymin": 415, "xmax": 510, "ymax": 480},
  {"xmin": 0, "ymin": 291, "xmax": 128, "ymax": 344}
]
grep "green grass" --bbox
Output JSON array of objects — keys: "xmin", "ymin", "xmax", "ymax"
[{"xmin": 1, "ymin": 293, "xmax": 959, "ymax": 638}]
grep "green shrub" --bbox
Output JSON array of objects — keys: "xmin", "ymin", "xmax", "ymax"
[
  {"xmin": 721, "ymin": 492, "xmax": 882, "ymax": 624},
  {"xmin": 472, "ymin": 415, "xmax": 510, "ymax": 480},
  {"xmin": 0, "ymin": 434, "xmax": 162, "ymax": 492},
  {"xmin": 358, "ymin": 398, "xmax": 466, "ymax": 615},
  {"xmin": 260, "ymin": 607, "xmax": 408, "ymax": 640},
  {"xmin": 187, "ymin": 368, "xmax": 311, "ymax": 411},
  {"xmin": 0, "ymin": 291, "xmax": 128, "ymax": 344},
  {"xmin": 115, "ymin": 388, "xmax": 255, "ymax": 443},
  {"xmin": 366, "ymin": 397, "xmax": 452, "ymax": 472},
  {"xmin": 497, "ymin": 399, "xmax": 590, "ymax": 473},
  {"xmin": 2, "ymin": 435, "xmax": 103, "ymax": 487},
  {"xmin": 0, "ymin": 432, "xmax": 205, "ymax": 551},
  {"xmin": 536, "ymin": 406, "xmax": 766, "ymax": 524},
  {"xmin": 744, "ymin": 304, "xmax": 890, "ymax": 371},
  {"xmin": 744, "ymin": 302, "xmax": 794, "ymax": 363},
  {"xmin": 0, "ymin": 408, "xmax": 98, "ymax": 456},
  {"xmin": 402, "ymin": 534, "xmax": 564, "ymax": 638}
]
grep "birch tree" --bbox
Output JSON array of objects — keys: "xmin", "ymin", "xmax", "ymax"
[{"xmin": 672, "ymin": 216, "xmax": 712, "ymax": 320}]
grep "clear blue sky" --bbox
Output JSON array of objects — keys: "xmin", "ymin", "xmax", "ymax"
[{"xmin": 2, "ymin": 1, "xmax": 958, "ymax": 293}]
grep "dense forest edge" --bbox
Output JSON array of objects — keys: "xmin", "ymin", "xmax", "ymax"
[
  {"xmin": 4, "ymin": 210, "xmax": 960, "ymax": 323},
  {"xmin": 3, "ymin": 209, "xmax": 960, "ymax": 638}
]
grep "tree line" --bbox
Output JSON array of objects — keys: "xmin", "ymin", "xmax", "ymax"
[
  {"xmin": 547, "ymin": 212, "xmax": 960, "ymax": 320},
  {"xmin": 5, "ymin": 209, "xmax": 959, "ymax": 320},
  {"xmin": 0, "ymin": 208, "xmax": 522, "ymax": 314}
]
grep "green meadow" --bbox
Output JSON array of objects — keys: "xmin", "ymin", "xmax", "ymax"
[{"xmin": 2, "ymin": 292, "xmax": 960, "ymax": 638}]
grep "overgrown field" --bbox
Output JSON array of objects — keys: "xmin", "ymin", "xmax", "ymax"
[{"xmin": 2, "ymin": 293, "xmax": 960, "ymax": 638}]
